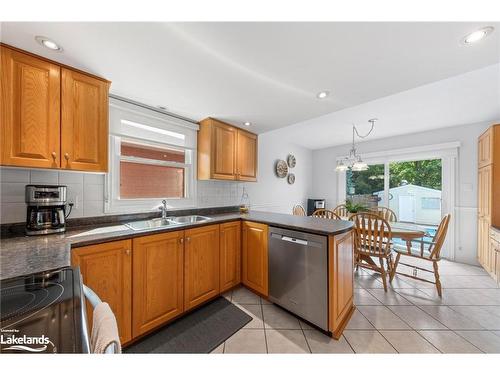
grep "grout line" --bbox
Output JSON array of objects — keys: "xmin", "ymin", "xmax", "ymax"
[
  {"xmin": 299, "ymin": 324, "xmax": 312, "ymax": 353},
  {"xmin": 260, "ymin": 296, "xmax": 269, "ymax": 354}
]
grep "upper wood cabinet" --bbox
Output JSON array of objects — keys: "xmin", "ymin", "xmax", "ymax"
[
  {"xmin": 132, "ymin": 231, "xmax": 185, "ymax": 337},
  {"xmin": 220, "ymin": 221, "xmax": 241, "ymax": 293},
  {"xmin": 71, "ymin": 240, "xmax": 132, "ymax": 345},
  {"xmin": 61, "ymin": 69, "xmax": 109, "ymax": 172},
  {"xmin": 0, "ymin": 44, "xmax": 110, "ymax": 172},
  {"xmin": 184, "ymin": 224, "xmax": 220, "ymax": 310},
  {"xmin": 477, "ymin": 124, "xmax": 500, "ymax": 281},
  {"xmin": 197, "ymin": 118, "xmax": 258, "ymax": 181},
  {"xmin": 1, "ymin": 46, "xmax": 61, "ymax": 168},
  {"xmin": 242, "ymin": 221, "xmax": 268, "ymax": 296},
  {"xmin": 237, "ymin": 130, "xmax": 258, "ymax": 181}
]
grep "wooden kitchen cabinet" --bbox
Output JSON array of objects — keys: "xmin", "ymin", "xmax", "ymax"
[
  {"xmin": 61, "ymin": 68, "xmax": 110, "ymax": 172},
  {"xmin": 328, "ymin": 231, "xmax": 355, "ymax": 338},
  {"xmin": 197, "ymin": 117, "xmax": 258, "ymax": 181},
  {"xmin": 0, "ymin": 44, "xmax": 110, "ymax": 172},
  {"xmin": 1, "ymin": 46, "xmax": 61, "ymax": 169},
  {"xmin": 237, "ymin": 130, "xmax": 258, "ymax": 181},
  {"xmin": 477, "ymin": 125, "xmax": 500, "ymax": 280},
  {"xmin": 132, "ymin": 231, "xmax": 184, "ymax": 337},
  {"xmin": 219, "ymin": 221, "xmax": 241, "ymax": 293},
  {"xmin": 242, "ymin": 221, "xmax": 268, "ymax": 296},
  {"xmin": 71, "ymin": 240, "xmax": 132, "ymax": 344},
  {"xmin": 184, "ymin": 224, "xmax": 220, "ymax": 310}
]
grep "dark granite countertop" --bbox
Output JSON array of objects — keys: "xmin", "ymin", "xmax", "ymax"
[{"xmin": 0, "ymin": 210, "xmax": 353, "ymax": 281}]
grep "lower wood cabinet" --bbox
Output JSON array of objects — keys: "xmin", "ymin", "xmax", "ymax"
[
  {"xmin": 71, "ymin": 240, "xmax": 132, "ymax": 344},
  {"xmin": 184, "ymin": 224, "xmax": 220, "ymax": 310},
  {"xmin": 132, "ymin": 231, "xmax": 184, "ymax": 337},
  {"xmin": 242, "ymin": 221, "xmax": 269, "ymax": 296},
  {"xmin": 328, "ymin": 230, "xmax": 354, "ymax": 338},
  {"xmin": 220, "ymin": 221, "xmax": 241, "ymax": 293}
]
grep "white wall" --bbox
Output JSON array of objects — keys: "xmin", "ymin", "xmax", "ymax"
[
  {"xmin": 0, "ymin": 126, "xmax": 313, "ymax": 224},
  {"xmin": 311, "ymin": 121, "xmax": 495, "ymax": 265}
]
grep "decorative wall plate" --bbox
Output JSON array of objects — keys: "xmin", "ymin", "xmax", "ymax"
[
  {"xmin": 287, "ymin": 173, "xmax": 295, "ymax": 185},
  {"xmin": 276, "ymin": 160, "xmax": 288, "ymax": 178},
  {"xmin": 287, "ymin": 154, "xmax": 296, "ymax": 168}
]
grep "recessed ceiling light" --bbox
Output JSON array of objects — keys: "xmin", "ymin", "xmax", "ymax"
[
  {"xmin": 316, "ymin": 91, "xmax": 330, "ymax": 99},
  {"xmin": 35, "ymin": 36, "xmax": 62, "ymax": 51},
  {"xmin": 244, "ymin": 121, "xmax": 251, "ymax": 126},
  {"xmin": 462, "ymin": 27, "xmax": 494, "ymax": 45}
]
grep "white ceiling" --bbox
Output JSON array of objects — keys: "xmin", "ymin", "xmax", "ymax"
[
  {"xmin": 1, "ymin": 22, "xmax": 499, "ymax": 138},
  {"xmin": 279, "ymin": 63, "xmax": 500, "ymax": 149}
]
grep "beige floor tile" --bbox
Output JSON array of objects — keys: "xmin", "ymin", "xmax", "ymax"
[
  {"xmin": 366, "ymin": 288, "xmax": 412, "ymax": 305},
  {"xmin": 475, "ymin": 289, "xmax": 500, "ymax": 305},
  {"xmin": 420, "ymin": 306, "xmax": 484, "ymax": 330},
  {"xmin": 210, "ymin": 343, "xmax": 224, "ymax": 353},
  {"xmin": 388, "ymin": 306, "xmax": 447, "ymax": 330},
  {"xmin": 357, "ymin": 306, "xmax": 411, "ymax": 330},
  {"xmin": 421, "ymin": 275, "xmax": 500, "ymax": 289},
  {"xmin": 298, "ymin": 319, "xmax": 316, "ymax": 330},
  {"xmin": 234, "ymin": 303, "xmax": 264, "ymax": 329},
  {"xmin": 266, "ymin": 329, "xmax": 310, "ymax": 353},
  {"xmin": 355, "ymin": 275, "xmax": 384, "ymax": 289},
  {"xmin": 393, "ymin": 288, "xmax": 443, "ymax": 305},
  {"xmin": 224, "ymin": 329, "xmax": 267, "ymax": 353},
  {"xmin": 354, "ymin": 289, "xmax": 382, "ymax": 305},
  {"xmin": 260, "ymin": 297, "xmax": 272, "ymax": 305},
  {"xmin": 262, "ymin": 304, "xmax": 301, "ymax": 329},
  {"xmin": 437, "ymin": 289, "xmax": 489, "ymax": 305},
  {"xmin": 380, "ymin": 330, "xmax": 439, "ymax": 353},
  {"xmin": 387, "ymin": 275, "xmax": 416, "ymax": 289},
  {"xmin": 221, "ymin": 291, "xmax": 232, "ymax": 301},
  {"xmin": 345, "ymin": 310, "xmax": 375, "ymax": 330},
  {"xmin": 418, "ymin": 330, "xmax": 481, "ymax": 353},
  {"xmin": 343, "ymin": 330, "xmax": 396, "ymax": 353},
  {"xmin": 304, "ymin": 330, "xmax": 354, "ymax": 353},
  {"xmin": 455, "ymin": 331, "xmax": 500, "ymax": 353},
  {"xmin": 448, "ymin": 306, "xmax": 500, "ymax": 330},
  {"xmin": 231, "ymin": 286, "xmax": 261, "ymax": 304}
]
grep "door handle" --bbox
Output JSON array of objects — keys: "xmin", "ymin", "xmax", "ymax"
[{"xmin": 281, "ymin": 236, "xmax": 308, "ymax": 246}]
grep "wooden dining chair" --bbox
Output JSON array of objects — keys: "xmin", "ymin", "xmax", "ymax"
[
  {"xmin": 370, "ymin": 206, "xmax": 397, "ymax": 222},
  {"xmin": 292, "ymin": 204, "xmax": 306, "ymax": 216},
  {"xmin": 312, "ymin": 209, "xmax": 341, "ymax": 220},
  {"xmin": 390, "ymin": 214, "xmax": 451, "ymax": 297},
  {"xmin": 351, "ymin": 212, "xmax": 393, "ymax": 291},
  {"xmin": 333, "ymin": 204, "xmax": 349, "ymax": 218}
]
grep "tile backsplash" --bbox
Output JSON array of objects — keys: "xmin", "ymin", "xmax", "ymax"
[{"xmin": 0, "ymin": 167, "xmax": 244, "ymax": 224}]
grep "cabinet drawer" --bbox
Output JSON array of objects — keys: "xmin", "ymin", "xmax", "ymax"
[{"xmin": 491, "ymin": 227, "xmax": 500, "ymax": 243}]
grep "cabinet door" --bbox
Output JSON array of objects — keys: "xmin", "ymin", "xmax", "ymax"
[
  {"xmin": 328, "ymin": 231, "xmax": 354, "ymax": 338},
  {"xmin": 61, "ymin": 68, "xmax": 109, "ymax": 172},
  {"xmin": 212, "ymin": 121, "xmax": 237, "ymax": 180},
  {"xmin": 71, "ymin": 240, "xmax": 132, "ymax": 344},
  {"xmin": 237, "ymin": 130, "xmax": 258, "ymax": 181},
  {"xmin": 1, "ymin": 47, "xmax": 60, "ymax": 168},
  {"xmin": 132, "ymin": 231, "xmax": 184, "ymax": 337},
  {"xmin": 184, "ymin": 224, "xmax": 220, "ymax": 310},
  {"xmin": 478, "ymin": 128, "xmax": 493, "ymax": 168},
  {"xmin": 242, "ymin": 221, "xmax": 268, "ymax": 296},
  {"xmin": 220, "ymin": 221, "xmax": 241, "ymax": 293}
]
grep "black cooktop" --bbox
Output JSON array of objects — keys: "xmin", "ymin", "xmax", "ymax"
[{"xmin": 0, "ymin": 267, "xmax": 89, "ymax": 353}]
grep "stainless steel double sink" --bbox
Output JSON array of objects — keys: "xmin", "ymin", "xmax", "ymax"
[{"xmin": 125, "ymin": 215, "xmax": 211, "ymax": 231}]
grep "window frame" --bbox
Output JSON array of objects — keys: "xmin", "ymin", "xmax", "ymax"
[{"xmin": 105, "ymin": 98, "xmax": 199, "ymax": 214}]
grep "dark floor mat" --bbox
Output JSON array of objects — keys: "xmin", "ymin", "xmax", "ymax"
[{"xmin": 124, "ymin": 297, "xmax": 252, "ymax": 353}]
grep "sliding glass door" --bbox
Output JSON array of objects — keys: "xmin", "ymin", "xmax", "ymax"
[{"xmin": 346, "ymin": 158, "xmax": 443, "ymax": 226}]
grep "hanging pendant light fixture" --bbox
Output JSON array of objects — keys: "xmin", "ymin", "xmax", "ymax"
[{"xmin": 335, "ymin": 119, "xmax": 377, "ymax": 172}]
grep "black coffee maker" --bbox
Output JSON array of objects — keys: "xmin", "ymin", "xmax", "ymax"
[{"xmin": 25, "ymin": 185, "xmax": 68, "ymax": 235}]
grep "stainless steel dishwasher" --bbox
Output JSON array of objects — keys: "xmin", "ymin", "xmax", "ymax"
[{"xmin": 268, "ymin": 226, "xmax": 328, "ymax": 330}]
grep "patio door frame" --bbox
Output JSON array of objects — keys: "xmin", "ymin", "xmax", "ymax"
[{"xmin": 337, "ymin": 141, "xmax": 460, "ymax": 260}]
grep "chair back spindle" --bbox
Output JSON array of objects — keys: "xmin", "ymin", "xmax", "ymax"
[{"xmin": 312, "ymin": 209, "xmax": 341, "ymax": 220}]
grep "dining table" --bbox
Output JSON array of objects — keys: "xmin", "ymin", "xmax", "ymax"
[{"xmin": 340, "ymin": 216, "xmax": 428, "ymax": 265}]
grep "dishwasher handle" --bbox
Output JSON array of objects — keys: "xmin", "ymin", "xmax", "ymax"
[{"xmin": 280, "ymin": 235, "xmax": 308, "ymax": 246}]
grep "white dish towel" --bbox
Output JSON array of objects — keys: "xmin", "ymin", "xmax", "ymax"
[{"xmin": 91, "ymin": 302, "xmax": 122, "ymax": 354}]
